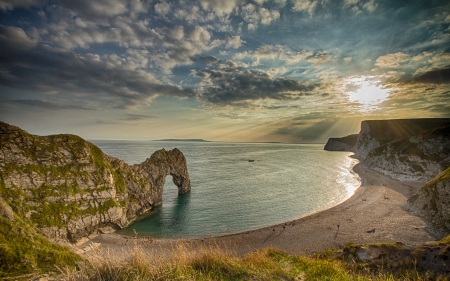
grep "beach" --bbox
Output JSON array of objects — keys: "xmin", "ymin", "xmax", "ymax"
[{"xmin": 75, "ymin": 163, "xmax": 436, "ymax": 259}]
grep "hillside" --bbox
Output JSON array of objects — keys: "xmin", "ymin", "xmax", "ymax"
[
  {"xmin": 407, "ymin": 167, "xmax": 450, "ymax": 237},
  {"xmin": 324, "ymin": 134, "xmax": 358, "ymax": 151},
  {"xmin": 0, "ymin": 121, "xmax": 191, "ymax": 243},
  {"xmin": 0, "ymin": 197, "xmax": 83, "ymax": 278}
]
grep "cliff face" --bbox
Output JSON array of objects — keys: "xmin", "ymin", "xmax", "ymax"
[
  {"xmin": 324, "ymin": 134, "xmax": 358, "ymax": 152},
  {"xmin": 0, "ymin": 121, "xmax": 190, "ymax": 243},
  {"xmin": 362, "ymin": 125, "xmax": 450, "ymax": 182},
  {"xmin": 354, "ymin": 118, "xmax": 450, "ymax": 159},
  {"xmin": 325, "ymin": 118, "xmax": 450, "ymax": 237},
  {"xmin": 406, "ymin": 167, "xmax": 450, "ymax": 237}
]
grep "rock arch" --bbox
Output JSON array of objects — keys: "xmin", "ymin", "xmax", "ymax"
[{"xmin": 140, "ymin": 148, "xmax": 191, "ymax": 196}]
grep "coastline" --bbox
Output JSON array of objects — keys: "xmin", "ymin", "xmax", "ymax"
[{"xmin": 76, "ymin": 162, "xmax": 436, "ymax": 259}]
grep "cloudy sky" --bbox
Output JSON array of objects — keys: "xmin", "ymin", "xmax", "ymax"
[{"xmin": 0, "ymin": 0, "xmax": 449, "ymax": 143}]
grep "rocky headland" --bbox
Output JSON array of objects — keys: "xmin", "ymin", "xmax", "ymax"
[
  {"xmin": 323, "ymin": 134, "xmax": 358, "ymax": 152},
  {"xmin": 0, "ymin": 121, "xmax": 190, "ymax": 243},
  {"xmin": 325, "ymin": 118, "xmax": 450, "ymax": 237}
]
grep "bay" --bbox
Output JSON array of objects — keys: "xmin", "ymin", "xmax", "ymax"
[{"xmin": 91, "ymin": 141, "xmax": 360, "ymax": 238}]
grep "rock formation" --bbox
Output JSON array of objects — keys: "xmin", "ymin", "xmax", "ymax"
[
  {"xmin": 406, "ymin": 167, "xmax": 450, "ymax": 237},
  {"xmin": 324, "ymin": 119, "xmax": 450, "ymax": 182},
  {"xmin": 336, "ymin": 240, "xmax": 450, "ymax": 277},
  {"xmin": 353, "ymin": 118, "xmax": 450, "ymax": 159},
  {"xmin": 0, "ymin": 121, "xmax": 191, "ymax": 243},
  {"xmin": 324, "ymin": 134, "xmax": 358, "ymax": 152},
  {"xmin": 325, "ymin": 118, "xmax": 450, "ymax": 237},
  {"xmin": 363, "ymin": 125, "xmax": 450, "ymax": 182}
]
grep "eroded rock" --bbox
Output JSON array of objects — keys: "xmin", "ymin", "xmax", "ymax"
[{"xmin": 0, "ymin": 121, "xmax": 191, "ymax": 243}]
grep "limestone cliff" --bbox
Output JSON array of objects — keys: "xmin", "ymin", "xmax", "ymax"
[
  {"xmin": 324, "ymin": 134, "xmax": 358, "ymax": 152},
  {"xmin": 406, "ymin": 167, "xmax": 450, "ymax": 237},
  {"xmin": 353, "ymin": 118, "xmax": 450, "ymax": 159},
  {"xmin": 0, "ymin": 121, "xmax": 190, "ymax": 243},
  {"xmin": 362, "ymin": 125, "xmax": 450, "ymax": 182}
]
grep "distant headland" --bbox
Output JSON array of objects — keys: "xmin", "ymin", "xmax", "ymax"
[{"xmin": 153, "ymin": 139, "xmax": 211, "ymax": 142}]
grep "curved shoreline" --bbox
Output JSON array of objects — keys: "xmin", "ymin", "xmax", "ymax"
[{"xmin": 75, "ymin": 162, "xmax": 436, "ymax": 258}]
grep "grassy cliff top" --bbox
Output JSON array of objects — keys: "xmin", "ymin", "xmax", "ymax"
[
  {"xmin": 328, "ymin": 134, "xmax": 359, "ymax": 145},
  {"xmin": 362, "ymin": 118, "xmax": 450, "ymax": 145}
]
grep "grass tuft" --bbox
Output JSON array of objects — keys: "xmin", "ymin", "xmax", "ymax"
[{"xmin": 57, "ymin": 242, "xmax": 436, "ymax": 281}]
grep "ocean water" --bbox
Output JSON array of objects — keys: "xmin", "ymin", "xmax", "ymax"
[{"xmin": 91, "ymin": 141, "xmax": 360, "ymax": 238}]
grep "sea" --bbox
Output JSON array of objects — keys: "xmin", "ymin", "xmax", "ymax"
[{"xmin": 91, "ymin": 140, "xmax": 360, "ymax": 239}]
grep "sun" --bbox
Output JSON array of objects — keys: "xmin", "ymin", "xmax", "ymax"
[{"xmin": 347, "ymin": 77, "xmax": 389, "ymax": 110}]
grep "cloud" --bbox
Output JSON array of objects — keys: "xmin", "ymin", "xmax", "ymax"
[
  {"xmin": 0, "ymin": 42, "xmax": 196, "ymax": 108},
  {"xmin": 11, "ymin": 99, "xmax": 98, "ymax": 110},
  {"xmin": 344, "ymin": 0, "xmax": 359, "ymax": 5},
  {"xmin": 0, "ymin": 0, "xmax": 47, "ymax": 11},
  {"xmin": 410, "ymin": 68, "xmax": 450, "ymax": 84},
  {"xmin": 174, "ymin": 5, "xmax": 204, "ymax": 23},
  {"xmin": 59, "ymin": 0, "xmax": 130, "ymax": 20},
  {"xmin": 411, "ymin": 53, "xmax": 450, "ymax": 78},
  {"xmin": 196, "ymin": 55, "xmax": 220, "ymax": 66},
  {"xmin": 154, "ymin": 1, "xmax": 171, "ymax": 17},
  {"xmin": 291, "ymin": 0, "xmax": 318, "ymax": 15},
  {"xmin": 259, "ymin": 7, "xmax": 280, "ymax": 25},
  {"xmin": 194, "ymin": 67, "xmax": 317, "ymax": 105},
  {"xmin": 124, "ymin": 113, "xmax": 159, "ymax": 120},
  {"xmin": 374, "ymin": 52, "xmax": 411, "ymax": 68},
  {"xmin": 190, "ymin": 26, "xmax": 211, "ymax": 46},
  {"xmin": 226, "ymin": 35, "xmax": 244, "ymax": 49},
  {"xmin": 0, "ymin": 25, "xmax": 38, "ymax": 51},
  {"xmin": 240, "ymin": 4, "xmax": 280, "ymax": 30},
  {"xmin": 307, "ymin": 52, "xmax": 333, "ymax": 66},
  {"xmin": 198, "ymin": 0, "xmax": 243, "ymax": 16},
  {"xmin": 267, "ymin": 67, "xmax": 287, "ymax": 76},
  {"xmin": 411, "ymin": 51, "xmax": 433, "ymax": 61},
  {"xmin": 363, "ymin": 0, "xmax": 376, "ymax": 12},
  {"xmin": 429, "ymin": 53, "xmax": 450, "ymax": 68},
  {"xmin": 234, "ymin": 44, "xmax": 313, "ymax": 65}
]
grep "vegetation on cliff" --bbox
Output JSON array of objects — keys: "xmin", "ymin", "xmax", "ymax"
[
  {"xmin": 0, "ymin": 198, "xmax": 82, "ymax": 279},
  {"xmin": 324, "ymin": 134, "xmax": 358, "ymax": 151},
  {"xmin": 407, "ymin": 167, "xmax": 450, "ymax": 236},
  {"xmin": 357, "ymin": 118, "xmax": 450, "ymax": 148},
  {"xmin": 0, "ymin": 121, "xmax": 190, "ymax": 243}
]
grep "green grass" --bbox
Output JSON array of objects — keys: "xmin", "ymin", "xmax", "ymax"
[{"xmin": 0, "ymin": 210, "xmax": 83, "ymax": 280}]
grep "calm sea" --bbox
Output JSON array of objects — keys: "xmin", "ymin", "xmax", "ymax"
[{"xmin": 91, "ymin": 141, "xmax": 360, "ymax": 238}]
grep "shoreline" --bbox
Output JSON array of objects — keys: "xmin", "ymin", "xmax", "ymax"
[{"xmin": 76, "ymin": 162, "xmax": 436, "ymax": 259}]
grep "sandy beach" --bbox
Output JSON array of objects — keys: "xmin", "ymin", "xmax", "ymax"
[{"xmin": 76, "ymin": 162, "xmax": 436, "ymax": 259}]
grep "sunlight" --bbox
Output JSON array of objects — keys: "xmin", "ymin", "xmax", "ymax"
[{"xmin": 347, "ymin": 77, "xmax": 389, "ymax": 110}]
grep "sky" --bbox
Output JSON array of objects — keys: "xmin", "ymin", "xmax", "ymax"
[{"xmin": 0, "ymin": 0, "xmax": 449, "ymax": 143}]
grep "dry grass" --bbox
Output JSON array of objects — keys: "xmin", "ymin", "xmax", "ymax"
[{"xmin": 55, "ymin": 239, "xmax": 436, "ymax": 281}]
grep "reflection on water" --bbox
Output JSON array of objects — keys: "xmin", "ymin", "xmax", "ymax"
[{"xmin": 118, "ymin": 189, "xmax": 191, "ymax": 237}]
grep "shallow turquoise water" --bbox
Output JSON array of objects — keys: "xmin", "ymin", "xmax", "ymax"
[{"xmin": 92, "ymin": 141, "xmax": 360, "ymax": 238}]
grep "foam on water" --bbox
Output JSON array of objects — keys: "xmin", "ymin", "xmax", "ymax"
[{"xmin": 92, "ymin": 141, "xmax": 360, "ymax": 238}]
